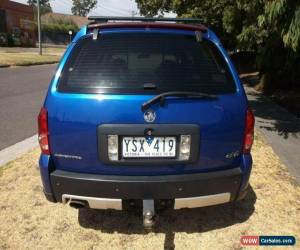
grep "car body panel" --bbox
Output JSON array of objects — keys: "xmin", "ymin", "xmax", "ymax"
[{"xmin": 39, "ymin": 24, "xmax": 252, "ymax": 203}]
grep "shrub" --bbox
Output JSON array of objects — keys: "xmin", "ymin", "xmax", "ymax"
[
  {"xmin": 42, "ymin": 16, "xmax": 79, "ymax": 35},
  {"xmin": 7, "ymin": 33, "xmax": 14, "ymax": 47}
]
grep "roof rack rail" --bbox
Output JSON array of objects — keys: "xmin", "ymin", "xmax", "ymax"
[{"xmin": 88, "ymin": 16, "xmax": 203, "ymax": 24}]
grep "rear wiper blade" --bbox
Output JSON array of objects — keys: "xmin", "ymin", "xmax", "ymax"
[{"xmin": 141, "ymin": 91, "xmax": 217, "ymax": 112}]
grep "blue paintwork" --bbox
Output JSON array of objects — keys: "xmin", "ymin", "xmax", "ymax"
[
  {"xmin": 39, "ymin": 25, "xmax": 252, "ymax": 194},
  {"xmin": 39, "ymin": 154, "xmax": 52, "ymax": 194},
  {"xmin": 240, "ymin": 154, "xmax": 253, "ymax": 191}
]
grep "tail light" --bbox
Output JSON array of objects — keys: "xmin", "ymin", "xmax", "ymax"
[
  {"xmin": 243, "ymin": 108, "xmax": 255, "ymax": 154},
  {"xmin": 38, "ymin": 107, "xmax": 50, "ymax": 155}
]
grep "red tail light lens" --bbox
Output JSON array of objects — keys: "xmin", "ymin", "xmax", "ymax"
[
  {"xmin": 243, "ymin": 108, "xmax": 255, "ymax": 154},
  {"xmin": 38, "ymin": 107, "xmax": 50, "ymax": 155}
]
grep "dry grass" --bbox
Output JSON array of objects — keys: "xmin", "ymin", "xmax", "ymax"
[
  {"xmin": 0, "ymin": 48, "xmax": 63, "ymax": 67},
  {"xmin": 42, "ymin": 47, "xmax": 66, "ymax": 55},
  {"xmin": 0, "ymin": 132, "xmax": 299, "ymax": 250}
]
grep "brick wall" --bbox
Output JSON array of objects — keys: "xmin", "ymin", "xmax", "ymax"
[{"xmin": 0, "ymin": 0, "xmax": 36, "ymax": 46}]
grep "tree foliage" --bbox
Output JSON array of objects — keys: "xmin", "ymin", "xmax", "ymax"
[
  {"xmin": 136, "ymin": 0, "xmax": 300, "ymax": 92},
  {"xmin": 27, "ymin": 0, "xmax": 52, "ymax": 14},
  {"xmin": 71, "ymin": 0, "xmax": 97, "ymax": 17},
  {"xmin": 258, "ymin": 0, "xmax": 300, "ymax": 91},
  {"xmin": 261, "ymin": 0, "xmax": 300, "ymax": 51},
  {"xmin": 42, "ymin": 16, "xmax": 79, "ymax": 34}
]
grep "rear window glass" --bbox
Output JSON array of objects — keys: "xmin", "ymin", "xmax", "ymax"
[{"xmin": 58, "ymin": 32, "xmax": 236, "ymax": 94}]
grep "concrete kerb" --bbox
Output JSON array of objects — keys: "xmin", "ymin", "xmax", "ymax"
[{"xmin": 0, "ymin": 135, "xmax": 38, "ymax": 167}]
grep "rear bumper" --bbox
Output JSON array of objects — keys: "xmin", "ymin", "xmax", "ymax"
[
  {"xmin": 61, "ymin": 192, "xmax": 232, "ymax": 210},
  {"xmin": 48, "ymin": 167, "xmax": 243, "ymax": 208}
]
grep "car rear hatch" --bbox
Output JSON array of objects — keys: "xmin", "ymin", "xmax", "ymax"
[{"xmin": 46, "ymin": 28, "xmax": 247, "ymax": 175}]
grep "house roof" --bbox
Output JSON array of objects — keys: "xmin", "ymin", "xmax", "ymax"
[{"xmin": 0, "ymin": 0, "xmax": 34, "ymax": 14}]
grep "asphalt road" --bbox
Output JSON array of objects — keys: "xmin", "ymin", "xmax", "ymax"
[
  {"xmin": 0, "ymin": 64, "xmax": 57, "ymax": 150},
  {"xmin": 245, "ymin": 86, "xmax": 300, "ymax": 183}
]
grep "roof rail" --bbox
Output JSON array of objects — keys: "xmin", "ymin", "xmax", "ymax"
[{"xmin": 88, "ymin": 16, "xmax": 203, "ymax": 24}]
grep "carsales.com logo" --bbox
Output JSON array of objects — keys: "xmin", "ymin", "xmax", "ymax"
[
  {"xmin": 241, "ymin": 236, "xmax": 296, "ymax": 246},
  {"xmin": 241, "ymin": 236, "xmax": 259, "ymax": 246}
]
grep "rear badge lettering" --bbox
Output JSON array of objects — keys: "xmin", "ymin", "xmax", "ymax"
[
  {"xmin": 225, "ymin": 150, "xmax": 240, "ymax": 159},
  {"xmin": 54, "ymin": 153, "xmax": 82, "ymax": 160}
]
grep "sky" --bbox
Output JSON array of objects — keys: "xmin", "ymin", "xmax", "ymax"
[{"xmin": 12, "ymin": 0, "xmax": 141, "ymax": 16}]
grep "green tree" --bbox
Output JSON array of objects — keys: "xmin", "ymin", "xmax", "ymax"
[
  {"xmin": 136, "ymin": 0, "xmax": 248, "ymax": 48},
  {"xmin": 136, "ymin": 0, "xmax": 300, "ymax": 93},
  {"xmin": 27, "ymin": 0, "xmax": 52, "ymax": 14},
  {"xmin": 71, "ymin": 0, "xmax": 97, "ymax": 17},
  {"xmin": 222, "ymin": 0, "xmax": 266, "ymax": 50},
  {"xmin": 260, "ymin": 0, "xmax": 300, "ymax": 52},
  {"xmin": 256, "ymin": 0, "xmax": 300, "ymax": 92}
]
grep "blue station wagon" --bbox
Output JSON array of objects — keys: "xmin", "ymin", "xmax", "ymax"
[{"xmin": 38, "ymin": 17, "xmax": 255, "ymax": 228}]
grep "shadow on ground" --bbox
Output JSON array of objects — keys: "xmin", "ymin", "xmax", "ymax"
[
  {"xmin": 78, "ymin": 186, "xmax": 256, "ymax": 249},
  {"xmin": 241, "ymin": 75, "xmax": 300, "ymax": 139},
  {"xmin": 247, "ymin": 91, "xmax": 300, "ymax": 139}
]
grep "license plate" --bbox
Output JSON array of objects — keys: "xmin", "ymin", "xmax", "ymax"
[{"xmin": 122, "ymin": 136, "xmax": 176, "ymax": 158}]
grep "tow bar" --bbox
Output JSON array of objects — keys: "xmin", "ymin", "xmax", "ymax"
[{"xmin": 143, "ymin": 199, "xmax": 155, "ymax": 229}]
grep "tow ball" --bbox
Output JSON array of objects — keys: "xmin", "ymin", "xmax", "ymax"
[{"xmin": 143, "ymin": 199, "xmax": 155, "ymax": 229}]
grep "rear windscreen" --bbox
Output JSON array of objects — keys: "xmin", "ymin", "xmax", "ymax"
[{"xmin": 58, "ymin": 32, "xmax": 236, "ymax": 94}]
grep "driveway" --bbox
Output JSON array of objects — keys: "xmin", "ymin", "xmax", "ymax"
[
  {"xmin": 245, "ymin": 86, "xmax": 300, "ymax": 184},
  {"xmin": 0, "ymin": 64, "xmax": 57, "ymax": 150}
]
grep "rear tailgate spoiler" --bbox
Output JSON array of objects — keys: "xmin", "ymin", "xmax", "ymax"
[{"xmin": 87, "ymin": 16, "xmax": 207, "ymax": 33}]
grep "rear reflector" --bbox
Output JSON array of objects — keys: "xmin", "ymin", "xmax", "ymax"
[
  {"xmin": 107, "ymin": 135, "xmax": 118, "ymax": 161},
  {"xmin": 179, "ymin": 135, "xmax": 191, "ymax": 160},
  {"xmin": 243, "ymin": 108, "xmax": 255, "ymax": 154},
  {"xmin": 38, "ymin": 107, "xmax": 50, "ymax": 155}
]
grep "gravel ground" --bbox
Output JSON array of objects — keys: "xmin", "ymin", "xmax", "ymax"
[{"xmin": 0, "ymin": 132, "xmax": 299, "ymax": 250}]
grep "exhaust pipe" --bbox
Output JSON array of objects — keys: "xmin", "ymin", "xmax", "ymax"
[
  {"xmin": 62, "ymin": 194, "xmax": 122, "ymax": 210},
  {"xmin": 69, "ymin": 199, "xmax": 87, "ymax": 209}
]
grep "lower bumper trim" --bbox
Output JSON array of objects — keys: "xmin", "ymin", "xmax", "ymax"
[
  {"xmin": 61, "ymin": 192, "xmax": 231, "ymax": 210},
  {"xmin": 174, "ymin": 192, "xmax": 231, "ymax": 209},
  {"xmin": 62, "ymin": 194, "xmax": 122, "ymax": 210}
]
